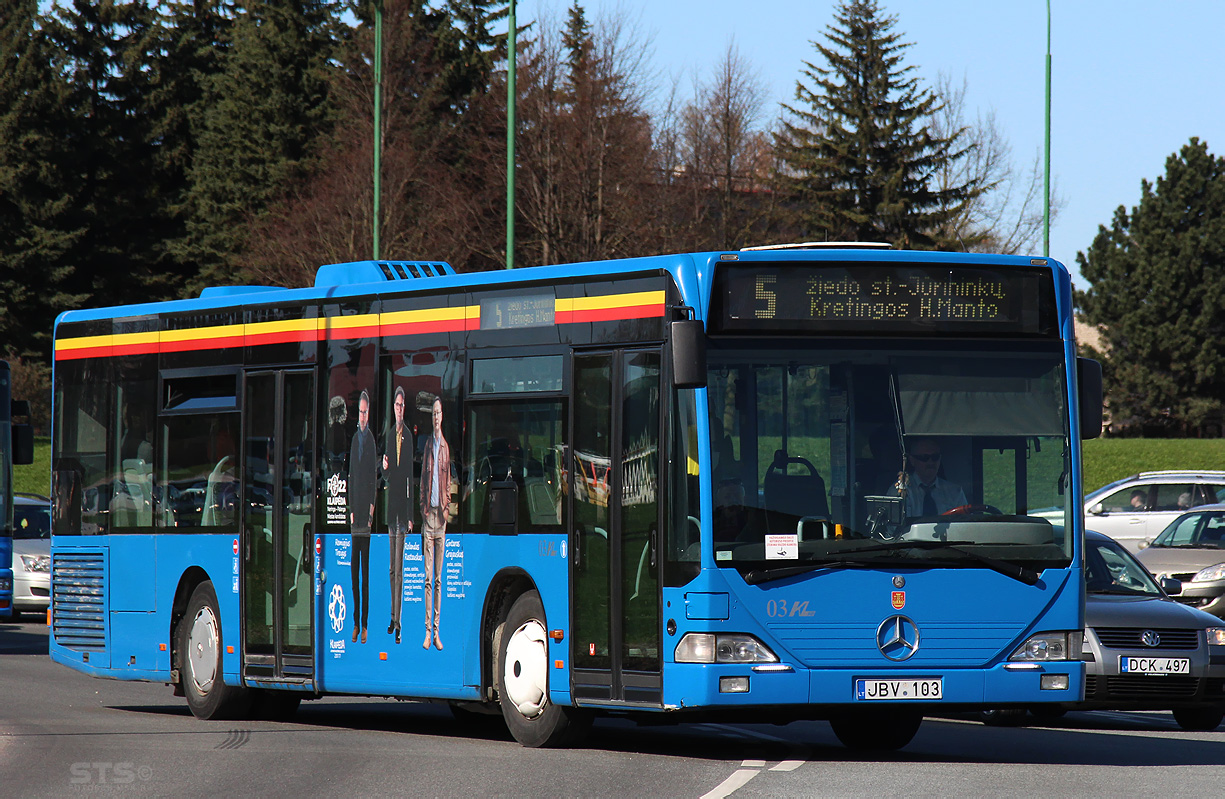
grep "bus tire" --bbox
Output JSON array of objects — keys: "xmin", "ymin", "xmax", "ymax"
[
  {"xmin": 496, "ymin": 590, "xmax": 591, "ymax": 747},
  {"xmin": 1173, "ymin": 706, "xmax": 1224, "ymax": 731},
  {"xmin": 179, "ymin": 580, "xmax": 251, "ymax": 720},
  {"xmin": 829, "ymin": 710, "xmax": 922, "ymax": 751}
]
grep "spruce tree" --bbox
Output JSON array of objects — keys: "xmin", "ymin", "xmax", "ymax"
[
  {"xmin": 0, "ymin": 0, "xmax": 87, "ymax": 358},
  {"xmin": 1076, "ymin": 138, "xmax": 1225, "ymax": 436},
  {"xmin": 182, "ymin": 0, "xmax": 345, "ymax": 287},
  {"xmin": 775, "ymin": 0, "xmax": 977, "ymax": 247}
]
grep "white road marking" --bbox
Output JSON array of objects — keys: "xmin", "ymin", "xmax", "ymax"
[
  {"xmin": 700, "ymin": 768, "xmax": 760, "ymax": 799},
  {"xmin": 695, "ymin": 725, "xmax": 810, "ymax": 796}
]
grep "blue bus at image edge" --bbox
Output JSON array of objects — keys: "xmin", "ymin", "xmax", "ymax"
[
  {"xmin": 1, "ymin": 361, "xmax": 36, "ymax": 619},
  {"xmin": 47, "ymin": 246, "xmax": 1102, "ymax": 750}
]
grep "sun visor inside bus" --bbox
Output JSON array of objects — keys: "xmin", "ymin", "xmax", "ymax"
[{"xmin": 899, "ymin": 373, "xmax": 1063, "ymax": 437}]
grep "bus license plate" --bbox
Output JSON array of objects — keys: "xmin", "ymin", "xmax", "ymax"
[
  {"xmin": 1120, "ymin": 656, "xmax": 1190, "ymax": 675},
  {"xmin": 855, "ymin": 678, "xmax": 942, "ymax": 700}
]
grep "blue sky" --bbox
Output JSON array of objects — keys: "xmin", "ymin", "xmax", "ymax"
[{"xmin": 513, "ymin": 1, "xmax": 1224, "ymax": 289}]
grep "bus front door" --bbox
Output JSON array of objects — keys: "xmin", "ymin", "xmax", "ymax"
[
  {"xmin": 571, "ymin": 350, "xmax": 662, "ymax": 705},
  {"xmin": 242, "ymin": 369, "xmax": 316, "ymax": 687}
]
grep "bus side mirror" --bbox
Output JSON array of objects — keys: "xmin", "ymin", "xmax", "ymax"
[
  {"xmin": 11, "ymin": 399, "xmax": 33, "ymax": 465},
  {"xmin": 1077, "ymin": 357, "xmax": 1103, "ymax": 439},
  {"xmin": 671, "ymin": 319, "xmax": 706, "ymax": 389},
  {"xmin": 12, "ymin": 424, "xmax": 33, "ymax": 465}
]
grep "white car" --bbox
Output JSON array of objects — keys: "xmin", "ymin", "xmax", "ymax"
[
  {"xmin": 11, "ymin": 494, "xmax": 50, "ymax": 621},
  {"xmin": 1082, "ymin": 471, "xmax": 1225, "ymax": 553}
]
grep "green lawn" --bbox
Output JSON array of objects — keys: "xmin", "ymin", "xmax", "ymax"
[
  {"xmin": 1082, "ymin": 438, "xmax": 1225, "ymax": 493},
  {"xmin": 12, "ymin": 437, "xmax": 51, "ymax": 498}
]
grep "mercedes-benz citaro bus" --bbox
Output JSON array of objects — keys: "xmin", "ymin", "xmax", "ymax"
[{"xmin": 49, "ymin": 245, "xmax": 1101, "ymax": 750}]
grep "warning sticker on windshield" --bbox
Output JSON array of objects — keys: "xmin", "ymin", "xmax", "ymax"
[{"xmin": 765, "ymin": 534, "xmax": 798, "ymax": 560}]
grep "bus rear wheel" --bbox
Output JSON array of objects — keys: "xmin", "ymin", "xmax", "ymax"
[
  {"xmin": 179, "ymin": 580, "xmax": 251, "ymax": 720},
  {"xmin": 829, "ymin": 710, "xmax": 922, "ymax": 751},
  {"xmin": 496, "ymin": 590, "xmax": 590, "ymax": 747}
]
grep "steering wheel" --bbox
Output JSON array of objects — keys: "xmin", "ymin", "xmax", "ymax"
[{"xmin": 942, "ymin": 503, "xmax": 1004, "ymax": 516}]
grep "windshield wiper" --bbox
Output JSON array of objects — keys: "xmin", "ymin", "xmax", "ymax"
[{"xmin": 742, "ymin": 539, "xmax": 1041, "ymax": 586}]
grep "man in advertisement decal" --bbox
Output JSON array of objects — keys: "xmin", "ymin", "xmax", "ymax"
[
  {"xmin": 420, "ymin": 395, "xmax": 451, "ymax": 650},
  {"xmin": 348, "ymin": 390, "xmax": 377, "ymax": 644},
  {"xmin": 383, "ymin": 386, "xmax": 413, "ymax": 644}
]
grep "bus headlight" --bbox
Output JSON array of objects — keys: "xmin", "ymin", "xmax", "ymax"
[
  {"xmin": 675, "ymin": 633, "xmax": 779, "ymax": 664},
  {"xmin": 1009, "ymin": 632, "xmax": 1078, "ymax": 662}
]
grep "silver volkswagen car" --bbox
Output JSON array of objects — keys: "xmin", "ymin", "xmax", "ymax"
[{"xmin": 984, "ymin": 530, "xmax": 1225, "ymax": 730}]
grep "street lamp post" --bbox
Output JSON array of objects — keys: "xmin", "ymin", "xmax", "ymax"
[
  {"xmin": 373, "ymin": 0, "xmax": 384, "ymax": 261},
  {"xmin": 506, "ymin": 0, "xmax": 516, "ymax": 269},
  {"xmin": 1043, "ymin": 0, "xmax": 1051, "ymax": 258}
]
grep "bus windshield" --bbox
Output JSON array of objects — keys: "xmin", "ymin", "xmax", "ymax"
[{"xmin": 707, "ymin": 339, "xmax": 1071, "ymax": 573}]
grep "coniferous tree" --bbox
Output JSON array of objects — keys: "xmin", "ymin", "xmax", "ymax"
[
  {"xmin": 182, "ymin": 0, "xmax": 345, "ymax": 287},
  {"xmin": 775, "ymin": 0, "xmax": 977, "ymax": 247},
  {"xmin": 1076, "ymin": 138, "xmax": 1225, "ymax": 436},
  {"xmin": 0, "ymin": 0, "xmax": 87, "ymax": 358}
]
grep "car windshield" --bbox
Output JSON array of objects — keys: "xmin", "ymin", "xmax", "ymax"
[
  {"xmin": 14, "ymin": 503, "xmax": 51, "ymax": 540},
  {"xmin": 1085, "ymin": 537, "xmax": 1162, "ymax": 596},
  {"xmin": 707, "ymin": 339, "xmax": 1072, "ymax": 575},
  {"xmin": 1150, "ymin": 510, "xmax": 1225, "ymax": 549}
]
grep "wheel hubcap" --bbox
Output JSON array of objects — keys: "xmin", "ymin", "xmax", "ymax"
[
  {"xmin": 188, "ymin": 605, "xmax": 219, "ymax": 693},
  {"xmin": 504, "ymin": 618, "xmax": 548, "ymax": 718}
]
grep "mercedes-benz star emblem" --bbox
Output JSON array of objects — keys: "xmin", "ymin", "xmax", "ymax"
[
  {"xmin": 876, "ymin": 615, "xmax": 920, "ymax": 661},
  {"xmin": 1141, "ymin": 629, "xmax": 1161, "ymax": 648}
]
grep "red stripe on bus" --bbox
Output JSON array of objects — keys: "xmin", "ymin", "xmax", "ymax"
[{"xmin": 569, "ymin": 304, "xmax": 664, "ymax": 324}]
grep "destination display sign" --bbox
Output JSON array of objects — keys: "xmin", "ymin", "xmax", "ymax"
[
  {"xmin": 480, "ymin": 294, "xmax": 555, "ymax": 330},
  {"xmin": 714, "ymin": 263, "xmax": 1056, "ymax": 336}
]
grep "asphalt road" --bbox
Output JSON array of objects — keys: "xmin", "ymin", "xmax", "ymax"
[{"xmin": 2, "ymin": 619, "xmax": 1223, "ymax": 797}]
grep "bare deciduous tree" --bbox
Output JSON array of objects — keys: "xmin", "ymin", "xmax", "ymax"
[{"xmin": 930, "ymin": 74, "xmax": 1061, "ymax": 255}]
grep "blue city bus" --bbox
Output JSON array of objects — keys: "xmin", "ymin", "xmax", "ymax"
[
  {"xmin": 1, "ymin": 361, "xmax": 36, "ymax": 619},
  {"xmin": 49, "ymin": 246, "xmax": 1101, "ymax": 749}
]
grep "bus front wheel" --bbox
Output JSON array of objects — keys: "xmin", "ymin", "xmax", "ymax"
[
  {"xmin": 829, "ymin": 710, "xmax": 922, "ymax": 751},
  {"xmin": 496, "ymin": 590, "xmax": 590, "ymax": 747},
  {"xmin": 179, "ymin": 580, "xmax": 251, "ymax": 720}
]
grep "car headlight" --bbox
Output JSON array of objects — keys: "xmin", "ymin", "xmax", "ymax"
[
  {"xmin": 1207, "ymin": 628, "xmax": 1225, "ymax": 647},
  {"xmin": 675, "ymin": 633, "xmax": 779, "ymax": 664},
  {"xmin": 19, "ymin": 554, "xmax": 51, "ymax": 573},
  {"xmin": 1010, "ymin": 632, "xmax": 1077, "ymax": 662},
  {"xmin": 0, "ymin": 576, "xmax": 10, "ymax": 592},
  {"xmin": 1191, "ymin": 563, "xmax": 1225, "ymax": 583}
]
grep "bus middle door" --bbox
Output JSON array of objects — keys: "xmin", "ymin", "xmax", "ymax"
[{"xmin": 242, "ymin": 368, "xmax": 316, "ymax": 688}]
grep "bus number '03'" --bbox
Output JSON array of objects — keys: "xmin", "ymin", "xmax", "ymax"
[{"xmin": 766, "ymin": 599, "xmax": 816, "ymax": 618}]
